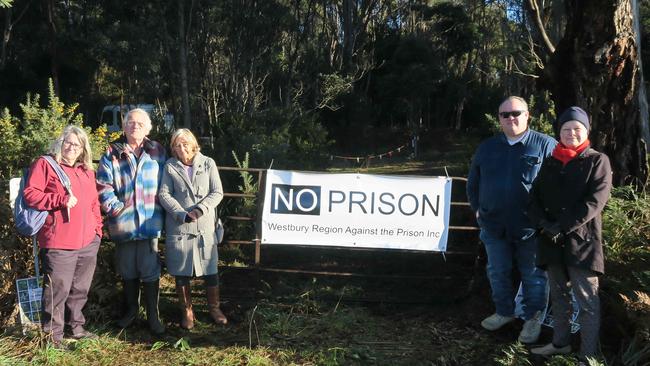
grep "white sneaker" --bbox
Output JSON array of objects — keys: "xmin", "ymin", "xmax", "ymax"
[
  {"xmin": 481, "ymin": 313, "xmax": 515, "ymax": 331},
  {"xmin": 530, "ymin": 343, "xmax": 571, "ymax": 357},
  {"xmin": 518, "ymin": 311, "xmax": 542, "ymax": 343}
]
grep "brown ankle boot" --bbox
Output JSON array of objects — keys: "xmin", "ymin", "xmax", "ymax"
[
  {"xmin": 206, "ymin": 286, "xmax": 228, "ymax": 325},
  {"xmin": 176, "ymin": 285, "xmax": 194, "ymax": 329}
]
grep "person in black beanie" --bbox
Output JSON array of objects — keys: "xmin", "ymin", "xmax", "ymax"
[
  {"xmin": 528, "ymin": 106, "xmax": 612, "ymax": 363},
  {"xmin": 553, "ymin": 106, "xmax": 590, "ymax": 134}
]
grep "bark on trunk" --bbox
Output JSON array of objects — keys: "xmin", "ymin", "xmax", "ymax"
[
  {"xmin": 542, "ymin": 0, "xmax": 648, "ymax": 187},
  {"xmin": 0, "ymin": 7, "xmax": 12, "ymax": 71},
  {"xmin": 46, "ymin": 0, "xmax": 59, "ymax": 94},
  {"xmin": 178, "ymin": 0, "xmax": 191, "ymax": 129}
]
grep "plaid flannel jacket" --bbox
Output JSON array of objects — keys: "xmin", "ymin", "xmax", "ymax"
[{"xmin": 96, "ymin": 136, "xmax": 167, "ymax": 241}]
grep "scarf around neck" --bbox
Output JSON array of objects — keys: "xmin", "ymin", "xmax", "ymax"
[{"xmin": 551, "ymin": 139, "xmax": 590, "ymax": 166}]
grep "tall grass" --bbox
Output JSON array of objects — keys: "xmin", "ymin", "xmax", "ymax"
[{"xmin": 602, "ymin": 186, "xmax": 650, "ymax": 268}]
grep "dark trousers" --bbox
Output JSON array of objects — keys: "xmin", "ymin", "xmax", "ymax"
[
  {"xmin": 40, "ymin": 236, "xmax": 100, "ymax": 341},
  {"xmin": 547, "ymin": 265, "xmax": 600, "ymax": 359}
]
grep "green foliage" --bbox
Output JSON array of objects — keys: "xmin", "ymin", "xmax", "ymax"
[
  {"xmin": 614, "ymin": 335, "xmax": 650, "ymax": 366},
  {"xmin": 0, "ymin": 80, "xmax": 111, "ymax": 178},
  {"xmin": 0, "ymin": 109, "xmax": 23, "ymax": 179},
  {"xmin": 18, "ymin": 80, "xmax": 83, "ymax": 166},
  {"xmin": 0, "ymin": 0, "xmax": 13, "ymax": 8},
  {"xmin": 484, "ymin": 112, "xmax": 501, "ymax": 135},
  {"xmin": 544, "ymin": 355, "xmax": 579, "ymax": 366},
  {"xmin": 218, "ymin": 151, "xmax": 259, "ymax": 265},
  {"xmin": 216, "ymin": 106, "xmax": 331, "ymax": 170},
  {"xmin": 543, "ymin": 355, "xmax": 606, "ymax": 366},
  {"xmin": 173, "ymin": 337, "xmax": 191, "ymax": 352},
  {"xmin": 232, "ymin": 151, "xmax": 258, "ymax": 203},
  {"xmin": 493, "ymin": 342, "xmax": 532, "ymax": 366},
  {"xmin": 428, "ymin": 2, "xmax": 479, "ymax": 57},
  {"xmin": 483, "ymin": 93, "xmax": 555, "ymax": 136},
  {"xmin": 319, "ymin": 73, "xmax": 354, "ymax": 111},
  {"xmin": 527, "ymin": 92, "xmax": 555, "ymax": 136},
  {"xmin": 150, "ymin": 341, "xmax": 169, "ymax": 351},
  {"xmin": 602, "ymin": 186, "xmax": 650, "ymax": 266}
]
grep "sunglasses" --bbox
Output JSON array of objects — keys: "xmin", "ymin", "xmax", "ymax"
[{"xmin": 499, "ymin": 110, "xmax": 526, "ymax": 118}]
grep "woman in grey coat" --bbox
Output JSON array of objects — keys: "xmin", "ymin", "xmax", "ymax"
[{"xmin": 158, "ymin": 129, "xmax": 227, "ymax": 329}]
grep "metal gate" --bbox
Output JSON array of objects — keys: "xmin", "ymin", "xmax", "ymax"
[{"xmin": 217, "ymin": 167, "xmax": 482, "ymax": 303}]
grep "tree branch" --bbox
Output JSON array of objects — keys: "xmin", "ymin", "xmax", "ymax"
[{"xmin": 525, "ymin": 0, "xmax": 555, "ymax": 55}]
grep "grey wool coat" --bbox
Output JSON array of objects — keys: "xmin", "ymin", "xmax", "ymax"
[{"xmin": 158, "ymin": 152, "xmax": 224, "ymax": 277}]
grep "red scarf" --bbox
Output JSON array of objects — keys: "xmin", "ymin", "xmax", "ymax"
[{"xmin": 551, "ymin": 139, "xmax": 590, "ymax": 166}]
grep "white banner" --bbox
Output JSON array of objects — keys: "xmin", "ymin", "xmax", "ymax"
[{"xmin": 261, "ymin": 170, "xmax": 452, "ymax": 251}]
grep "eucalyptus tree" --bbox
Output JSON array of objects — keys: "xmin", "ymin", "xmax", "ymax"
[
  {"xmin": 526, "ymin": 0, "xmax": 648, "ymax": 186},
  {"xmin": 0, "ymin": 0, "xmax": 29, "ymax": 71}
]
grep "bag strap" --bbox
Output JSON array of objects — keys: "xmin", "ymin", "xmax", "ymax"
[{"xmin": 41, "ymin": 155, "xmax": 72, "ymax": 193}]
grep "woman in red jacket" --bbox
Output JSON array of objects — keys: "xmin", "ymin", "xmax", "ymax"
[{"xmin": 23, "ymin": 125, "xmax": 103, "ymax": 348}]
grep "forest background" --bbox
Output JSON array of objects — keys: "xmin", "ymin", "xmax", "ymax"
[
  {"xmin": 0, "ymin": 0, "xmax": 648, "ymax": 178},
  {"xmin": 0, "ymin": 1, "xmax": 649, "ymax": 365}
]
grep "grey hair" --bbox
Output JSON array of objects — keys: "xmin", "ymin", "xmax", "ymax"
[
  {"xmin": 48, "ymin": 125, "xmax": 94, "ymax": 170},
  {"xmin": 123, "ymin": 108, "xmax": 153, "ymax": 135},
  {"xmin": 169, "ymin": 128, "xmax": 201, "ymax": 159},
  {"xmin": 499, "ymin": 96, "xmax": 529, "ymax": 111}
]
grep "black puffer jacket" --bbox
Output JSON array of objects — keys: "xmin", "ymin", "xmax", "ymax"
[{"xmin": 527, "ymin": 148, "xmax": 613, "ymax": 274}]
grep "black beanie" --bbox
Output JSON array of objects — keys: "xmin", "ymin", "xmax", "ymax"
[{"xmin": 556, "ymin": 106, "xmax": 590, "ymax": 132}]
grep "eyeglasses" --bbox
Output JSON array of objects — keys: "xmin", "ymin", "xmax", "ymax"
[
  {"xmin": 126, "ymin": 120, "xmax": 146, "ymax": 128},
  {"xmin": 63, "ymin": 140, "xmax": 82, "ymax": 150},
  {"xmin": 499, "ymin": 110, "xmax": 526, "ymax": 118}
]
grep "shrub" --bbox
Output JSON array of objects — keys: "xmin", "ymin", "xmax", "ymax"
[
  {"xmin": 602, "ymin": 186, "xmax": 650, "ymax": 267},
  {"xmin": 214, "ymin": 106, "xmax": 332, "ymax": 170},
  {"xmin": 483, "ymin": 93, "xmax": 554, "ymax": 136}
]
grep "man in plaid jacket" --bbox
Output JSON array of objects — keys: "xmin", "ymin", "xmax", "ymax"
[{"xmin": 96, "ymin": 108, "xmax": 167, "ymax": 335}]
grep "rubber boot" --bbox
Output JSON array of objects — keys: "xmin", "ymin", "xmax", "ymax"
[
  {"xmin": 206, "ymin": 286, "xmax": 228, "ymax": 325},
  {"xmin": 142, "ymin": 280, "xmax": 165, "ymax": 335},
  {"xmin": 116, "ymin": 279, "xmax": 140, "ymax": 328},
  {"xmin": 175, "ymin": 285, "xmax": 194, "ymax": 330}
]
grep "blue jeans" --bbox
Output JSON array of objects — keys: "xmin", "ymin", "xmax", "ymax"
[{"xmin": 480, "ymin": 229, "xmax": 547, "ymax": 320}]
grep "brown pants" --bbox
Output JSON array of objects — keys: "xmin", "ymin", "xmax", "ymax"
[{"xmin": 40, "ymin": 236, "xmax": 100, "ymax": 341}]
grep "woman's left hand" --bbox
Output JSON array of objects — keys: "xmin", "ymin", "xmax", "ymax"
[{"xmin": 66, "ymin": 194, "xmax": 78, "ymax": 208}]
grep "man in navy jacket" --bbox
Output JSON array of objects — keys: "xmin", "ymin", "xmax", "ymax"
[{"xmin": 467, "ymin": 96, "xmax": 556, "ymax": 343}]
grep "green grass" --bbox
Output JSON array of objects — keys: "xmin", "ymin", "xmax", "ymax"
[{"xmin": 0, "ymin": 279, "xmax": 515, "ymax": 366}]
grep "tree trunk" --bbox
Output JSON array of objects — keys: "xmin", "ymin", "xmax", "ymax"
[
  {"xmin": 45, "ymin": 0, "xmax": 59, "ymax": 94},
  {"xmin": 1, "ymin": 7, "xmax": 12, "ymax": 70},
  {"xmin": 542, "ymin": 0, "xmax": 648, "ymax": 187},
  {"xmin": 341, "ymin": 0, "xmax": 353, "ymax": 73},
  {"xmin": 632, "ymin": 0, "xmax": 650, "ymax": 145},
  {"xmin": 178, "ymin": 0, "xmax": 191, "ymax": 129}
]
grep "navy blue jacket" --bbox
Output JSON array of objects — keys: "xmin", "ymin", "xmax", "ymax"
[{"xmin": 467, "ymin": 129, "xmax": 556, "ymax": 241}]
